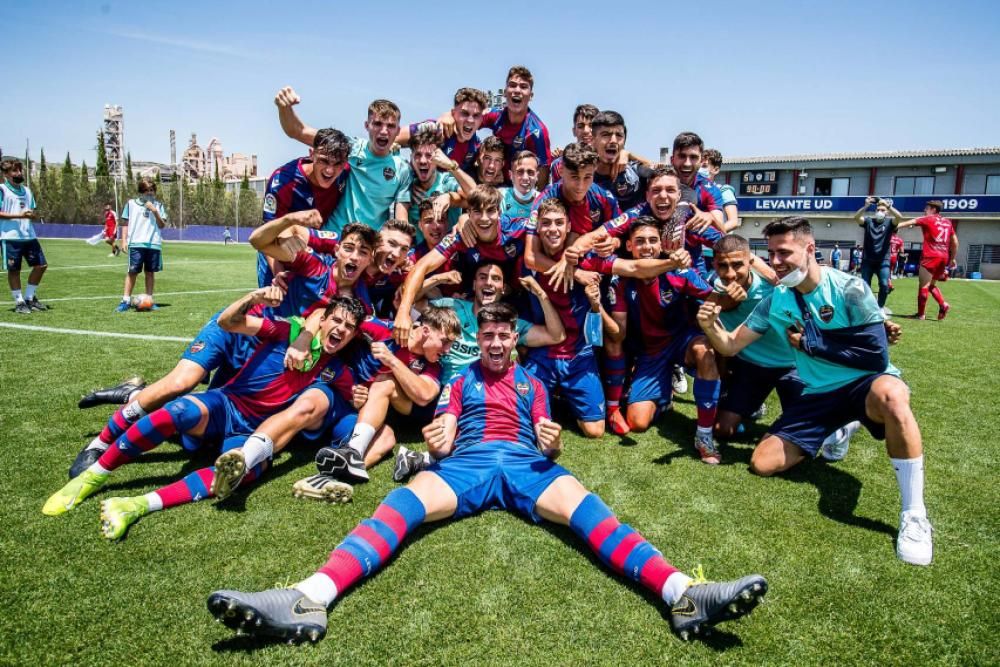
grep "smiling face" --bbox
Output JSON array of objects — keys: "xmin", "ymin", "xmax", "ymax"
[
  {"xmin": 419, "ymin": 209, "xmax": 446, "ymax": 247},
  {"xmin": 593, "ymin": 124, "xmax": 626, "ymax": 166},
  {"xmin": 364, "ymin": 112, "xmax": 400, "ymax": 157},
  {"xmin": 473, "ymin": 264, "xmax": 505, "ymax": 307},
  {"xmin": 410, "ymin": 143, "xmax": 436, "ymax": 186},
  {"xmin": 573, "ymin": 115, "xmax": 594, "ymax": 146},
  {"xmin": 308, "ymin": 149, "xmax": 347, "ymax": 189},
  {"xmin": 714, "ymin": 249, "xmax": 752, "ymax": 288},
  {"xmin": 510, "ymin": 156, "xmax": 539, "ymax": 194},
  {"xmin": 477, "ymin": 149, "xmax": 505, "ymax": 186},
  {"xmin": 627, "ymin": 224, "xmax": 663, "ymax": 260},
  {"xmin": 767, "ymin": 231, "xmax": 813, "ymax": 280},
  {"xmin": 671, "ymin": 146, "xmax": 703, "ymax": 184},
  {"xmin": 335, "ymin": 233, "xmax": 374, "ymax": 285},
  {"xmin": 453, "ymin": 100, "xmax": 484, "ymax": 143},
  {"xmin": 560, "ymin": 165, "xmax": 595, "ymax": 204},
  {"xmin": 537, "ymin": 209, "xmax": 569, "ymax": 257},
  {"xmin": 477, "ymin": 321, "xmax": 516, "ymax": 374},
  {"xmin": 318, "ymin": 306, "xmax": 360, "ymax": 354},
  {"xmin": 504, "ymin": 75, "xmax": 533, "ymax": 115},
  {"xmin": 645, "ymin": 174, "xmax": 681, "ymax": 221},
  {"xmin": 467, "ymin": 204, "xmax": 500, "ymax": 243},
  {"xmin": 374, "ymin": 229, "xmax": 412, "ymax": 275}
]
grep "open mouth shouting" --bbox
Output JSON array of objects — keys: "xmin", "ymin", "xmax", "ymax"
[
  {"xmin": 323, "ymin": 329, "xmax": 345, "ymax": 354},
  {"xmin": 479, "ymin": 285, "xmax": 499, "ymax": 304},
  {"xmin": 340, "ymin": 260, "xmax": 361, "ymax": 281}
]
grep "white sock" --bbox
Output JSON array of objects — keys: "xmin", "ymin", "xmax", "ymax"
[
  {"xmin": 122, "ymin": 401, "xmax": 147, "ymax": 422},
  {"xmin": 122, "ymin": 294, "xmax": 130, "ymax": 303},
  {"xmin": 891, "ymin": 455, "xmax": 926, "ymax": 517},
  {"xmin": 144, "ymin": 492, "xmax": 164, "ymax": 512},
  {"xmin": 242, "ymin": 434, "xmax": 274, "ymax": 469},
  {"xmin": 11, "ymin": 289, "xmax": 22, "ymax": 303},
  {"xmin": 347, "ymin": 423, "xmax": 376, "ymax": 457},
  {"xmin": 24, "ymin": 284, "xmax": 37, "ymax": 301},
  {"xmin": 696, "ymin": 426, "xmax": 713, "ymax": 438},
  {"xmin": 86, "ymin": 436, "xmax": 111, "ymax": 452},
  {"xmin": 661, "ymin": 571, "xmax": 693, "ymax": 605},
  {"xmin": 295, "ymin": 572, "xmax": 338, "ymax": 606},
  {"xmin": 421, "ymin": 451, "xmax": 431, "ymax": 465},
  {"xmin": 127, "ymin": 388, "xmax": 142, "ymax": 402},
  {"xmin": 88, "ymin": 461, "xmax": 111, "ymax": 476}
]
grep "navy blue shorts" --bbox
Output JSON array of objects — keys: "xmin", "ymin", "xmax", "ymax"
[
  {"xmin": 627, "ymin": 328, "xmax": 702, "ymax": 407},
  {"xmin": 2, "ymin": 239, "xmax": 46, "ymax": 271},
  {"xmin": 427, "ymin": 441, "xmax": 571, "ymax": 522},
  {"xmin": 128, "ymin": 247, "xmax": 162, "ymax": 273},
  {"xmin": 298, "ymin": 384, "xmax": 358, "ymax": 446},
  {"xmin": 769, "ymin": 372, "xmax": 895, "ymax": 456},
  {"xmin": 181, "ymin": 311, "xmax": 258, "ymax": 388},
  {"xmin": 719, "ymin": 357, "xmax": 803, "ymax": 418},
  {"xmin": 181, "ymin": 390, "xmax": 259, "ymax": 452},
  {"xmin": 524, "ymin": 351, "xmax": 605, "ymax": 422}
]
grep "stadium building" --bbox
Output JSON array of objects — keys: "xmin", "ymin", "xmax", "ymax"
[{"xmin": 659, "ymin": 146, "xmax": 1000, "ymax": 278}]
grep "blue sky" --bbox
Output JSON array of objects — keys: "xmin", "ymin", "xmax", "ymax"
[{"xmin": 6, "ymin": 0, "xmax": 999, "ymax": 173}]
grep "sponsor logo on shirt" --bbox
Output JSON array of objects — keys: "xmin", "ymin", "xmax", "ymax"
[
  {"xmin": 437, "ymin": 384, "xmax": 451, "ymax": 406},
  {"xmin": 263, "ymin": 193, "xmax": 277, "ymax": 214},
  {"xmin": 383, "ymin": 167, "xmax": 396, "ymax": 181},
  {"xmin": 409, "ymin": 358, "xmax": 426, "ymax": 373}
]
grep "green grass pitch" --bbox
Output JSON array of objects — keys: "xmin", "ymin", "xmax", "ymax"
[{"xmin": 2, "ymin": 239, "xmax": 997, "ymax": 665}]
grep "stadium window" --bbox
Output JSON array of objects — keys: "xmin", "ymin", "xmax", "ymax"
[
  {"xmin": 894, "ymin": 175, "xmax": 935, "ymax": 195},
  {"xmin": 813, "ymin": 177, "xmax": 849, "ymax": 196},
  {"xmin": 986, "ymin": 175, "xmax": 1000, "ymax": 194}
]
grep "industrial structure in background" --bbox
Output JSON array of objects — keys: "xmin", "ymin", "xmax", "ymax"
[
  {"xmin": 658, "ymin": 145, "xmax": 1000, "ymax": 279},
  {"xmin": 102, "ymin": 105, "xmax": 125, "ymax": 180}
]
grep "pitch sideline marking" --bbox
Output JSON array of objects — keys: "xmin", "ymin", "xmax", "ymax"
[
  {"xmin": 44, "ymin": 259, "xmax": 249, "ymax": 271},
  {"xmin": 3, "ymin": 287, "xmax": 255, "ymax": 305},
  {"xmin": 0, "ymin": 322, "xmax": 191, "ymax": 342}
]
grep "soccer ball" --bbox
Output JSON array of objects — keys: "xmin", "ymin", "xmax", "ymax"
[{"xmin": 132, "ymin": 294, "xmax": 154, "ymax": 311}]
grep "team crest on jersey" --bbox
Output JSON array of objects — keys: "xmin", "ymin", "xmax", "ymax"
[
  {"xmin": 306, "ymin": 196, "xmax": 314, "ymax": 205},
  {"xmin": 513, "ymin": 135, "xmax": 525, "ymax": 150},
  {"xmin": 320, "ymin": 367, "xmax": 337, "ymax": 382},
  {"xmin": 316, "ymin": 230, "xmax": 338, "ymax": 240},
  {"xmin": 383, "ymin": 167, "xmax": 395, "ymax": 181},
  {"xmin": 504, "ymin": 243, "xmax": 518, "ymax": 258},
  {"xmin": 409, "ymin": 359, "xmax": 426, "ymax": 373},
  {"xmin": 516, "ymin": 382, "xmax": 530, "ymax": 396},
  {"xmin": 659, "ymin": 287, "xmax": 675, "ymax": 304},
  {"xmin": 819, "ymin": 305, "xmax": 835, "ymax": 323},
  {"xmin": 263, "ymin": 194, "xmax": 277, "ymax": 215},
  {"xmin": 189, "ymin": 341, "xmax": 206, "ymax": 354}
]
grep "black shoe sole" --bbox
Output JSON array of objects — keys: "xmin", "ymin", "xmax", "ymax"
[
  {"xmin": 207, "ymin": 593, "xmax": 326, "ymax": 644},
  {"xmin": 672, "ymin": 577, "xmax": 768, "ymax": 641}
]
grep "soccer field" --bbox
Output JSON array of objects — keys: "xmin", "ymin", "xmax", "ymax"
[{"xmin": 2, "ymin": 239, "xmax": 997, "ymax": 666}]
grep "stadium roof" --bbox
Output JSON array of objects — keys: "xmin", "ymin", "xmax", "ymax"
[{"xmin": 723, "ymin": 147, "xmax": 1000, "ymax": 165}]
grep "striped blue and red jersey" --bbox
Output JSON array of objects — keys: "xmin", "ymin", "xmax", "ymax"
[
  {"xmin": 258, "ymin": 158, "xmax": 350, "ymax": 287},
  {"xmin": 407, "ymin": 120, "xmax": 480, "ymax": 176},
  {"xmin": 528, "ymin": 182, "xmax": 621, "ymax": 237},
  {"xmin": 364, "ymin": 267, "xmax": 407, "ymax": 319},
  {"xmin": 434, "ymin": 216, "xmax": 526, "ymax": 276},
  {"xmin": 481, "ymin": 106, "xmax": 552, "ymax": 172},
  {"xmin": 521, "ymin": 252, "xmax": 615, "ymax": 358},
  {"xmin": 690, "ymin": 172, "xmax": 725, "ymax": 213},
  {"xmin": 435, "ymin": 361, "xmax": 550, "ymax": 451},
  {"xmin": 602, "ymin": 202, "xmax": 723, "ymax": 274},
  {"xmin": 611, "ymin": 269, "xmax": 712, "ymax": 355},
  {"xmin": 223, "ymin": 319, "xmax": 353, "ymax": 421},
  {"xmin": 346, "ymin": 318, "xmax": 441, "ymax": 387},
  {"xmin": 273, "ymin": 250, "xmax": 373, "ymax": 318}
]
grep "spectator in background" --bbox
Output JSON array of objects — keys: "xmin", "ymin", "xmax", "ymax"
[
  {"xmin": 850, "ymin": 245, "xmax": 863, "ymax": 274},
  {"xmin": 853, "ymin": 197, "xmax": 903, "ymax": 308},
  {"xmin": 830, "ymin": 243, "xmax": 841, "ymax": 270},
  {"xmin": 223, "ymin": 226, "xmax": 233, "ymax": 245}
]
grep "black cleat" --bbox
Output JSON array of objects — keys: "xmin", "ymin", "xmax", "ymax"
[
  {"xmin": 670, "ymin": 572, "xmax": 767, "ymax": 640},
  {"xmin": 78, "ymin": 376, "xmax": 145, "ymax": 409},
  {"xmin": 315, "ymin": 446, "xmax": 369, "ymax": 483},
  {"xmin": 28, "ymin": 297, "xmax": 49, "ymax": 311},
  {"xmin": 69, "ymin": 444, "xmax": 108, "ymax": 479},
  {"xmin": 14, "ymin": 300, "xmax": 31, "ymax": 314},
  {"xmin": 207, "ymin": 588, "xmax": 327, "ymax": 643},
  {"xmin": 392, "ymin": 446, "xmax": 427, "ymax": 483}
]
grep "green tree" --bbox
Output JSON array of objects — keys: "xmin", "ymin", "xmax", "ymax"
[
  {"xmin": 124, "ymin": 152, "xmax": 135, "ymax": 200},
  {"xmin": 95, "ymin": 131, "xmax": 114, "ymax": 214},
  {"xmin": 59, "ymin": 153, "xmax": 78, "ymax": 223},
  {"xmin": 78, "ymin": 160, "xmax": 94, "ymax": 224},
  {"xmin": 238, "ymin": 171, "xmax": 261, "ymax": 235},
  {"xmin": 36, "ymin": 149, "xmax": 54, "ymax": 220}
]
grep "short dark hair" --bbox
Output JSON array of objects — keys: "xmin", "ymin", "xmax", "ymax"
[
  {"xmin": 560, "ymin": 142, "xmax": 599, "ymax": 173},
  {"xmin": 468, "ymin": 184, "xmax": 501, "ymax": 211},
  {"xmin": 323, "ymin": 295, "xmax": 366, "ymax": 325},
  {"xmin": 573, "ymin": 103, "xmax": 599, "ymax": 124},
  {"xmin": 512, "ymin": 151, "xmax": 539, "ymax": 168},
  {"xmin": 478, "ymin": 135, "xmax": 505, "ymax": 158},
  {"xmin": 628, "ymin": 215, "xmax": 661, "ymax": 238},
  {"xmin": 648, "ymin": 165, "xmax": 680, "ymax": 185},
  {"xmin": 506, "ymin": 65, "xmax": 534, "ymax": 89},
  {"xmin": 926, "ymin": 200, "xmax": 943, "ymax": 213},
  {"xmin": 763, "ymin": 216, "xmax": 813, "ymax": 239},
  {"xmin": 313, "ymin": 128, "xmax": 351, "ymax": 162},
  {"xmin": 454, "ymin": 87, "xmax": 489, "ymax": 110},
  {"xmin": 137, "ymin": 177, "xmax": 157, "ymax": 194},
  {"xmin": 672, "ymin": 132, "xmax": 704, "ymax": 154},
  {"xmin": 591, "ymin": 110, "xmax": 627, "ymax": 139},
  {"xmin": 381, "ymin": 218, "xmax": 417, "ymax": 243},
  {"xmin": 477, "ymin": 302, "xmax": 518, "ymax": 328},
  {"xmin": 1, "ymin": 158, "xmax": 23, "ymax": 174},
  {"xmin": 714, "ymin": 234, "xmax": 750, "ymax": 255},
  {"xmin": 341, "ymin": 222, "xmax": 377, "ymax": 250},
  {"xmin": 702, "ymin": 148, "xmax": 723, "ymax": 169},
  {"xmin": 417, "ymin": 200, "xmax": 435, "ymax": 217},
  {"xmin": 408, "ymin": 128, "xmax": 439, "ymax": 151}
]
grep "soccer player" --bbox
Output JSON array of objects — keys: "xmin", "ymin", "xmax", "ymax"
[
  {"xmin": 480, "ymin": 65, "xmax": 552, "ymax": 187},
  {"xmin": 0, "ymin": 158, "xmax": 47, "ymax": 313},
  {"xmin": 499, "ymin": 151, "xmax": 540, "ymax": 219},
  {"xmin": 897, "ymin": 200, "xmax": 959, "ymax": 320},
  {"xmin": 610, "ymin": 217, "xmax": 724, "ymax": 464},
  {"xmin": 222, "ymin": 226, "xmax": 233, "ymax": 245},
  {"xmin": 207, "ymin": 302, "xmax": 768, "ymax": 644},
  {"xmin": 701, "ymin": 149, "xmax": 741, "ymax": 232},
  {"xmin": 549, "ymin": 103, "xmax": 598, "ymax": 182},
  {"xmin": 853, "ymin": 197, "xmax": 904, "ymax": 309},
  {"xmin": 696, "ymin": 216, "xmax": 933, "ymax": 565},
  {"xmin": 116, "ymin": 177, "xmax": 167, "ymax": 312},
  {"xmin": 397, "ymin": 129, "xmax": 462, "ymax": 233},
  {"xmin": 524, "ymin": 199, "xmax": 691, "ymax": 438},
  {"xmin": 889, "ymin": 233, "xmax": 905, "ymax": 279},
  {"xmin": 589, "ymin": 111, "xmax": 655, "ymax": 211},
  {"xmin": 475, "ymin": 136, "xmax": 507, "ymax": 187},
  {"xmin": 397, "ymin": 87, "xmax": 490, "ymax": 176},
  {"xmin": 42, "ymin": 290, "xmax": 365, "ymax": 539},
  {"xmin": 257, "ymin": 127, "xmax": 351, "ymax": 287},
  {"xmin": 275, "ymin": 87, "xmax": 411, "ymax": 234},
  {"xmin": 102, "ymin": 203, "xmax": 121, "ymax": 256},
  {"xmin": 670, "ymin": 133, "xmax": 726, "ymax": 228}
]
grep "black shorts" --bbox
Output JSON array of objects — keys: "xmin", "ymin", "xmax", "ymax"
[
  {"xmin": 128, "ymin": 247, "xmax": 163, "ymax": 273},
  {"xmin": 719, "ymin": 356, "xmax": 802, "ymax": 418},
  {"xmin": 2, "ymin": 239, "xmax": 46, "ymax": 271}
]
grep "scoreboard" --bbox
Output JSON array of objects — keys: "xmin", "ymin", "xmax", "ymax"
[{"xmin": 740, "ymin": 170, "xmax": 778, "ymax": 196}]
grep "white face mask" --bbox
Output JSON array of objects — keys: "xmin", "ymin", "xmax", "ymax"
[
  {"xmin": 697, "ymin": 167, "xmax": 710, "ymax": 178},
  {"xmin": 875, "ymin": 211, "xmax": 886, "ymax": 221},
  {"xmin": 779, "ymin": 255, "xmax": 809, "ymax": 288}
]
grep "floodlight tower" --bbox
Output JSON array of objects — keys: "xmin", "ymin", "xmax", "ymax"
[{"xmin": 103, "ymin": 105, "xmax": 125, "ymax": 180}]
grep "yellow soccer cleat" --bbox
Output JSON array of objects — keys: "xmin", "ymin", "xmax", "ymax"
[{"xmin": 42, "ymin": 470, "xmax": 108, "ymax": 516}]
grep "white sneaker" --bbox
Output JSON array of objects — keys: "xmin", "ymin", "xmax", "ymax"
[
  {"xmin": 819, "ymin": 421, "xmax": 860, "ymax": 462},
  {"xmin": 671, "ymin": 366, "xmax": 688, "ymax": 394},
  {"xmin": 896, "ymin": 512, "xmax": 933, "ymax": 565}
]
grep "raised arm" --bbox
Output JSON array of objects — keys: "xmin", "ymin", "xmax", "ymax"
[
  {"xmin": 394, "ymin": 249, "xmax": 448, "ymax": 344},
  {"xmin": 610, "ymin": 249, "xmax": 691, "ymax": 279},
  {"xmin": 371, "ymin": 342, "xmax": 440, "ymax": 406},
  {"xmin": 854, "ymin": 196, "xmax": 874, "ymax": 224},
  {"xmin": 274, "ymin": 86, "xmax": 318, "ymax": 147},
  {"xmin": 423, "ymin": 412, "xmax": 458, "ymax": 460},
  {"xmin": 219, "ymin": 286, "xmax": 285, "ymax": 336},
  {"xmin": 249, "ymin": 210, "xmax": 323, "ymax": 263},
  {"xmin": 696, "ymin": 301, "xmax": 762, "ymax": 357},
  {"xmin": 519, "ymin": 276, "xmax": 566, "ymax": 346}
]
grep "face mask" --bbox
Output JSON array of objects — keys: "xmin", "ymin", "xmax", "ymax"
[
  {"xmin": 875, "ymin": 211, "xmax": 886, "ymax": 221},
  {"xmin": 779, "ymin": 256, "xmax": 809, "ymax": 288},
  {"xmin": 712, "ymin": 277, "xmax": 727, "ymax": 293},
  {"xmin": 697, "ymin": 167, "xmax": 710, "ymax": 178}
]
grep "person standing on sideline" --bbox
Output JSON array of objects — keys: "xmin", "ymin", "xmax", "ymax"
[
  {"xmin": 223, "ymin": 226, "xmax": 233, "ymax": 245},
  {"xmin": 103, "ymin": 203, "xmax": 121, "ymax": 256},
  {"xmin": 853, "ymin": 196, "xmax": 902, "ymax": 309},
  {"xmin": 830, "ymin": 244, "xmax": 842, "ymax": 270},
  {"xmin": 0, "ymin": 158, "xmax": 48, "ymax": 314},
  {"xmin": 117, "ymin": 178, "xmax": 167, "ymax": 312}
]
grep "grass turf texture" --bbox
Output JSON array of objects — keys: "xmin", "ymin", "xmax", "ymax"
[{"xmin": 2, "ymin": 239, "xmax": 997, "ymax": 666}]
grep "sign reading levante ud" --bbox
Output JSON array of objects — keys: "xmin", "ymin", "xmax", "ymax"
[{"xmin": 737, "ymin": 195, "xmax": 1000, "ymax": 214}]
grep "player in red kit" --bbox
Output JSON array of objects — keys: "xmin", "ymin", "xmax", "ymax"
[{"xmin": 897, "ymin": 200, "xmax": 959, "ymax": 320}]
